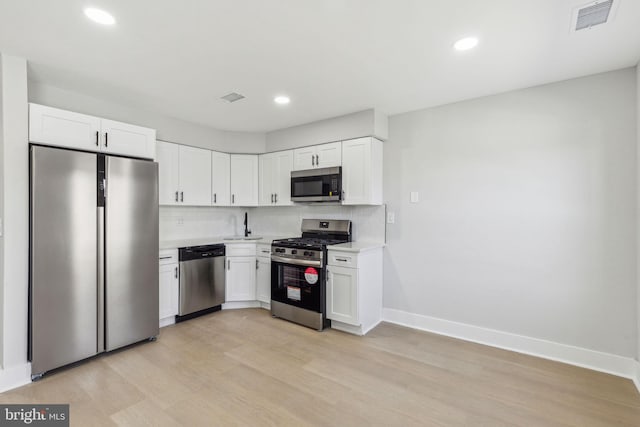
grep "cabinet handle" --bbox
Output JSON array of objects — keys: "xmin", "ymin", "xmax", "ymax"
[
  {"xmin": 256, "ymin": 259, "xmax": 259, "ymax": 270},
  {"xmin": 95, "ymin": 131, "xmax": 99, "ymax": 146},
  {"xmin": 275, "ymin": 193, "xmax": 278, "ymax": 203},
  {"xmin": 175, "ymin": 191, "xmax": 179, "ymax": 202},
  {"xmin": 271, "ymin": 194, "xmax": 274, "ymax": 203},
  {"xmin": 105, "ymin": 132, "xmax": 108, "ymax": 147},
  {"xmin": 312, "ymin": 155, "xmax": 315, "ymax": 166},
  {"xmin": 175, "ymin": 267, "xmax": 178, "ymax": 279},
  {"xmin": 159, "ymin": 256, "xmax": 172, "ymax": 260},
  {"xmin": 315, "ymin": 154, "xmax": 319, "ymax": 165},
  {"xmin": 336, "ymin": 258, "xmax": 349, "ymax": 262},
  {"xmin": 232, "ymin": 194, "xmax": 235, "ymax": 204},
  {"xmin": 227, "ymin": 259, "xmax": 231, "ymax": 270},
  {"xmin": 180, "ymin": 191, "xmax": 184, "ymax": 202},
  {"xmin": 214, "ymin": 193, "xmax": 217, "ymax": 203}
]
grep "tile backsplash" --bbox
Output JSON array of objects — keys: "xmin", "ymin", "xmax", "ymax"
[{"xmin": 160, "ymin": 204, "xmax": 385, "ymax": 242}]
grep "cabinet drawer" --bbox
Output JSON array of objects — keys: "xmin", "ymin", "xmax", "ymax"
[
  {"xmin": 256, "ymin": 243, "xmax": 272, "ymax": 258},
  {"xmin": 327, "ymin": 251, "xmax": 358, "ymax": 268},
  {"xmin": 159, "ymin": 249, "xmax": 178, "ymax": 265},
  {"xmin": 226, "ymin": 243, "xmax": 256, "ymax": 257}
]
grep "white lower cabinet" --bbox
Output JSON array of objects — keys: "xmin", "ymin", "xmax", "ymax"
[
  {"xmin": 225, "ymin": 243, "xmax": 257, "ymax": 302},
  {"xmin": 159, "ymin": 249, "xmax": 179, "ymax": 327},
  {"xmin": 326, "ymin": 247, "xmax": 383, "ymax": 335},
  {"xmin": 256, "ymin": 244, "xmax": 272, "ymax": 306}
]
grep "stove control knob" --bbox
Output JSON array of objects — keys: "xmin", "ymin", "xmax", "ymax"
[
  {"xmin": 304, "ymin": 251, "xmax": 313, "ymax": 256},
  {"xmin": 275, "ymin": 248, "xmax": 285, "ymax": 253},
  {"xmin": 291, "ymin": 250, "xmax": 298, "ymax": 255}
]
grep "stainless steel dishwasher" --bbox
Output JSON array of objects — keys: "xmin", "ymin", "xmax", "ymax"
[{"xmin": 177, "ymin": 244, "xmax": 226, "ymax": 321}]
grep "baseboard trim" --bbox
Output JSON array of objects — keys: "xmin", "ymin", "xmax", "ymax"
[
  {"xmin": 0, "ymin": 362, "xmax": 31, "ymax": 393},
  {"xmin": 222, "ymin": 301, "xmax": 261, "ymax": 310},
  {"xmin": 633, "ymin": 360, "xmax": 640, "ymax": 393},
  {"xmin": 382, "ymin": 308, "xmax": 637, "ymax": 383}
]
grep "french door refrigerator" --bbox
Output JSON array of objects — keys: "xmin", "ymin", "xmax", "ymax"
[{"xmin": 29, "ymin": 144, "xmax": 159, "ymax": 379}]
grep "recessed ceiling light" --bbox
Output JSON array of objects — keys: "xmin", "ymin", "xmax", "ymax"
[
  {"xmin": 274, "ymin": 96, "xmax": 290, "ymax": 105},
  {"xmin": 84, "ymin": 8, "xmax": 116, "ymax": 25},
  {"xmin": 453, "ymin": 37, "xmax": 479, "ymax": 51}
]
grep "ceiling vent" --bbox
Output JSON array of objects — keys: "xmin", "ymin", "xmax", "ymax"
[
  {"xmin": 573, "ymin": 0, "xmax": 615, "ymax": 31},
  {"xmin": 220, "ymin": 92, "xmax": 245, "ymax": 103}
]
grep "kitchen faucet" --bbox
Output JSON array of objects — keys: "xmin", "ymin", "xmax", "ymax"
[{"xmin": 244, "ymin": 212, "xmax": 251, "ymax": 237}]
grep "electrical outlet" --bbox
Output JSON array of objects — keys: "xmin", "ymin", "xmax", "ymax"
[
  {"xmin": 410, "ymin": 192, "xmax": 419, "ymax": 203},
  {"xmin": 177, "ymin": 217, "xmax": 184, "ymax": 226},
  {"xmin": 387, "ymin": 212, "xmax": 395, "ymax": 224}
]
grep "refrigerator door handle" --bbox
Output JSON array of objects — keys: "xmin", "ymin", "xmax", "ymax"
[{"xmin": 97, "ymin": 206, "xmax": 105, "ymax": 353}]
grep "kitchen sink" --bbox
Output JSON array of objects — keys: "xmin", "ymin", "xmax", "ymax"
[{"xmin": 223, "ymin": 236, "xmax": 263, "ymax": 241}]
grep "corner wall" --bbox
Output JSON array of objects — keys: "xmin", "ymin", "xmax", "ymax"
[
  {"xmin": 0, "ymin": 54, "xmax": 30, "ymax": 391},
  {"xmin": 384, "ymin": 68, "xmax": 637, "ymax": 369}
]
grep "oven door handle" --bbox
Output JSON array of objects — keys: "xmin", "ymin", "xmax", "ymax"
[{"xmin": 271, "ymin": 255, "xmax": 322, "ymax": 267}]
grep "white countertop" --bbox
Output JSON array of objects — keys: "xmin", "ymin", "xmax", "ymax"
[
  {"xmin": 326, "ymin": 241, "xmax": 386, "ymax": 253},
  {"xmin": 160, "ymin": 235, "xmax": 291, "ymax": 250}
]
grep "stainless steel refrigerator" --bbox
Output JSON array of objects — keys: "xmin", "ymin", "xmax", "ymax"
[{"xmin": 29, "ymin": 145, "xmax": 159, "ymax": 379}]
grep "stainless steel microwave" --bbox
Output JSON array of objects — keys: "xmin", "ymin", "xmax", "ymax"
[{"xmin": 290, "ymin": 166, "xmax": 342, "ymax": 202}]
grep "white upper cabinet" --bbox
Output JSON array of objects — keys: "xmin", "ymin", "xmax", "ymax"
[
  {"xmin": 156, "ymin": 141, "xmax": 212, "ymax": 206},
  {"xmin": 101, "ymin": 119, "xmax": 156, "ymax": 159},
  {"xmin": 29, "ymin": 103, "xmax": 101, "ymax": 151},
  {"xmin": 316, "ymin": 142, "xmax": 342, "ymax": 168},
  {"xmin": 211, "ymin": 151, "xmax": 231, "ymax": 206},
  {"xmin": 293, "ymin": 142, "xmax": 342, "ymax": 170},
  {"xmin": 341, "ymin": 137, "xmax": 383, "ymax": 205},
  {"xmin": 259, "ymin": 150, "xmax": 293, "ymax": 206},
  {"xmin": 156, "ymin": 141, "xmax": 180, "ymax": 205},
  {"xmin": 230, "ymin": 154, "xmax": 259, "ymax": 206},
  {"xmin": 179, "ymin": 145, "xmax": 212, "ymax": 206},
  {"xmin": 29, "ymin": 103, "xmax": 155, "ymax": 159}
]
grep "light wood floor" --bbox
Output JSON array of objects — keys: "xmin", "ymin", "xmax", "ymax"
[{"xmin": 1, "ymin": 309, "xmax": 639, "ymax": 426}]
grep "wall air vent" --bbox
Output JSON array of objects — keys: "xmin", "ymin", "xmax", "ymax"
[
  {"xmin": 220, "ymin": 92, "xmax": 245, "ymax": 103},
  {"xmin": 573, "ymin": 0, "xmax": 615, "ymax": 31}
]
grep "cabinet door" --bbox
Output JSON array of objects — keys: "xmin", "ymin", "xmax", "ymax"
[
  {"xmin": 256, "ymin": 256, "xmax": 271, "ymax": 303},
  {"xmin": 230, "ymin": 155, "xmax": 259, "ymax": 206},
  {"xmin": 316, "ymin": 142, "xmax": 342, "ymax": 168},
  {"xmin": 156, "ymin": 141, "xmax": 180, "ymax": 205},
  {"xmin": 179, "ymin": 145, "xmax": 212, "ymax": 206},
  {"xmin": 29, "ymin": 103, "xmax": 101, "ymax": 151},
  {"xmin": 342, "ymin": 137, "xmax": 371, "ymax": 205},
  {"xmin": 226, "ymin": 256, "xmax": 257, "ymax": 301},
  {"xmin": 326, "ymin": 265, "xmax": 359, "ymax": 326},
  {"xmin": 159, "ymin": 263, "xmax": 179, "ymax": 320},
  {"xmin": 258, "ymin": 153, "xmax": 275, "ymax": 206},
  {"xmin": 273, "ymin": 150, "xmax": 293, "ymax": 205},
  {"xmin": 293, "ymin": 146, "xmax": 316, "ymax": 170},
  {"xmin": 212, "ymin": 151, "xmax": 231, "ymax": 206},
  {"xmin": 101, "ymin": 119, "xmax": 156, "ymax": 159},
  {"xmin": 341, "ymin": 137, "xmax": 382, "ymax": 205}
]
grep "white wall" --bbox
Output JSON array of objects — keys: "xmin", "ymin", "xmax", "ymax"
[
  {"xmin": 28, "ymin": 81, "xmax": 266, "ymax": 153},
  {"xmin": 265, "ymin": 109, "xmax": 388, "ymax": 152},
  {"xmin": 0, "ymin": 55, "xmax": 4, "ymax": 366},
  {"xmin": 637, "ymin": 63, "xmax": 640, "ymax": 364},
  {"xmin": 384, "ymin": 68, "xmax": 637, "ymax": 358},
  {"xmin": 160, "ymin": 205, "xmax": 385, "ymax": 243},
  {"xmin": 0, "ymin": 54, "xmax": 30, "ymax": 390}
]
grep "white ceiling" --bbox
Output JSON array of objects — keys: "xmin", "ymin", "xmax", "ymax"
[{"xmin": 1, "ymin": 0, "xmax": 639, "ymax": 132}]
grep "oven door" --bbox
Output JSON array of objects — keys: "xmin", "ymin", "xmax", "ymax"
[
  {"xmin": 271, "ymin": 259, "xmax": 325, "ymax": 313},
  {"xmin": 290, "ymin": 166, "xmax": 341, "ymax": 202}
]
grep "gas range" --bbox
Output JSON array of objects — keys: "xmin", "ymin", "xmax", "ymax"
[
  {"xmin": 271, "ymin": 220, "xmax": 352, "ymax": 267},
  {"xmin": 270, "ymin": 219, "xmax": 352, "ymax": 331}
]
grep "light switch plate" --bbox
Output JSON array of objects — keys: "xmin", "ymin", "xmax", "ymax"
[
  {"xmin": 410, "ymin": 192, "xmax": 419, "ymax": 203},
  {"xmin": 387, "ymin": 212, "xmax": 395, "ymax": 224}
]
